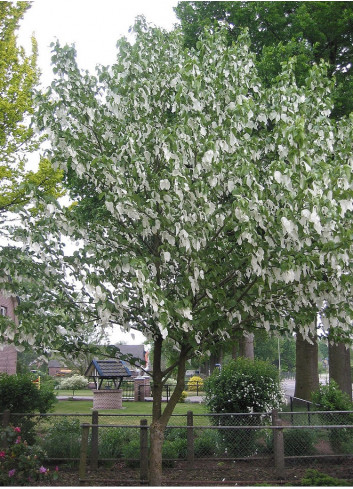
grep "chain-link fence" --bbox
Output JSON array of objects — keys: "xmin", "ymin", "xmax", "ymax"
[{"xmin": 2, "ymin": 410, "xmax": 353, "ymax": 485}]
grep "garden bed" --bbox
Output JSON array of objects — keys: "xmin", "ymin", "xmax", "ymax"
[{"xmin": 33, "ymin": 458, "xmax": 353, "ymax": 486}]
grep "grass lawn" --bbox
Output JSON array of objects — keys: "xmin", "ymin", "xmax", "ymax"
[
  {"xmin": 52, "ymin": 399, "xmax": 208, "ymax": 419},
  {"xmin": 56, "ymin": 389, "xmax": 93, "ymax": 397}
]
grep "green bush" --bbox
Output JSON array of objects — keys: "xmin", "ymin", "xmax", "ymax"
[
  {"xmin": 204, "ymin": 358, "xmax": 283, "ymax": 413},
  {"xmin": 164, "ymin": 427, "xmax": 187, "ymax": 441},
  {"xmin": 162, "ymin": 440, "xmax": 179, "ymax": 467},
  {"xmin": 40, "ymin": 417, "xmax": 82, "ymax": 460},
  {"xmin": 312, "ymin": 380, "xmax": 353, "ymax": 411},
  {"xmin": 0, "ymin": 373, "xmax": 56, "ymax": 444},
  {"xmin": 283, "ymin": 428, "xmax": 316, "ymax": 456},
  {"xmin": 194, "ymin": 429, "xmax": 219, "ymax": 457},
  {"xmin": 311, "ymin": 381, "xmax": 353, "ymax": 453},
  {"xmin": 99, "ymin": 427, "xmax": 138, "ymax": 459},
  {"xmin": 204, "ymin": 358, "xmax": 283, "ymax": 456},
  {"xmin": 122, "ymin": 439, "xmax": 140, "ymax": 468},
  {"xmin": 299, "ymin": 469, "xmax": 350, "ymax": 486}
]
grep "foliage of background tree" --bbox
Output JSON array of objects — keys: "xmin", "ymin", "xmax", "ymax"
[
  {"xmin": 175, "ymin": 1, "xmax": 353, "ymax": 118},
  {"xmin": 0, "ymin": 2, "xmax": 63, "ymax": 226},
  {"xmin": 4, "ymin": 19, "xmax": 353, "ymax": 484}
]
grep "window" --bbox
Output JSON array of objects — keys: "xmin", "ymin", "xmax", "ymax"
[{"xmin": 0, "ymin": 306, "xmax": 7, "ymax": 316}]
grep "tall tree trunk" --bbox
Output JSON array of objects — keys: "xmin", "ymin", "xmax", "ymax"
[
  {"xmin": 148, "ymin": 336, "xmax": 188, "ymax": 486},
  {"xmin": 239, "ymin": 332, "xmax": 254, "ymax": 359},
  {"xmin": 329, "ymin": 342, "xmax": 352, "ymax": 400},
  {"xmin": 232, "ymin": 332, "xmax": 254, "ymax": 359},
  {"xmin": 294, "ymin": 331, "xmax": 319, "ymax": 401}
]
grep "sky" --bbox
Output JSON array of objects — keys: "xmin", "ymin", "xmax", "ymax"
[
  {"xmin": 17, "ymin": 0, "xmax": 180, "ymax": 346},
  {"xmin": 18, "ymin": 0, "xmax": 180, "ymax": 88}
]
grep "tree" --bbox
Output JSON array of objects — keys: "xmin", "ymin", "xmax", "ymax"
[
  {"xmin": 0, "ymin": 2, "xmax": 63, "ymax": 232},
  {"xmin": 58, "ymin": 374, "xmax": 88, "ymax": 396},
  {"xmin": 4, "ymin": 20, "xmax": 353, "ymax": 484}
]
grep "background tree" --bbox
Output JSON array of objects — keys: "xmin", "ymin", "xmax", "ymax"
[
  {"xmin": 175, "ymin": 1, "xmax": 353, "ymax": 117},
  {"xmin": 0, "ymin": 2, "xmax": 63, "ymax": 232},
  {"xmin": 4, "ymin": 20, "xmax": 353, "ymax": 484}
]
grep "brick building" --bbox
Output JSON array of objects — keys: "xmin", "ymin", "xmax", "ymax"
[{"xmin": 0, "ymin": 292, "xmax": 19, "ymax": 375}]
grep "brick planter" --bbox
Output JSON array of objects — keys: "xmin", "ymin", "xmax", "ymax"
[{"xmin": 92, "ymin": 389, "xmax": 123, "ymax": 410}]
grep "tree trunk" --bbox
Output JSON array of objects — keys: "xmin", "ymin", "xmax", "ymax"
[
  {"xmin": 232, "ymin": 332, "xmax": 254, "ymax": 359},
  {"xmin": 148, "ymin": 421, "xmax": 165, "ymax": 486},
  {"xmin": 148, "ymin": 336, "xmax": 189, "ymax": 485},
  {"xmin": 329, "ymin": 342, "xmax": 352, "ymax": 400},
  {"xmin": 239, "ymin": 332, "xmax": 254, "ymax": 359},
  {"xmin": 294, "ymin": 331, "xmax": 319, "ymax": 402}
]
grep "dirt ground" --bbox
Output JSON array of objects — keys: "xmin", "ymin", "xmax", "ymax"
[{"xmin": 34, "ymin": 458, "xmax": 353, "ymax": 486}]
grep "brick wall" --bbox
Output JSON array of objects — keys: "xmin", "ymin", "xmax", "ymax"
[{"xmin": 0, "ymin": 292, "xmax": 19, "ymax": 375}]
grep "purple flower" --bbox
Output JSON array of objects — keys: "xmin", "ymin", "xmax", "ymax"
[
  {"xmin": 8, "ymin": 469, "xmax": 16, "ymax": 477},
  {"xmin": 39, "ymin": 466, "xmax": 47, "ymax": 474}
]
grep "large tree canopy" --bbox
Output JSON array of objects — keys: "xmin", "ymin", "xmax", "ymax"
[
  {"xmin": 2, "ymin": 19, "xmax": 353, "ymax": 483},
  {"xmin": 175, "ymin": 1, "xmax": 353, "ymax": 118}
]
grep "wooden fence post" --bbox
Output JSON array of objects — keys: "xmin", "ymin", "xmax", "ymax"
[
  {"xmin": 90, "ymin": 410, "xmax": 99, "ymax": 471},
  {"xmin": 187, "ymin": 410, "xmax": 194, "ymax": 468},
  {"xmin": 1, "ymin": 410, "xmax": 10, "ymax": 449},
  {"xmin": 140, "ymin": 419, "xmax": 149, "ymax": 483},
  {"xmin": 79, "ymin": 423, "xmax": 90, "ymax": 482},
  {"xmin": 272, "ymin": 409, "xmax": 285, "ymax": 479}
]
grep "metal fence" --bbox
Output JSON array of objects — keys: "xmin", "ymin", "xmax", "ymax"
[{"xmin": 2, "ymin": 409, "xmax": 353, "ymax": 485}]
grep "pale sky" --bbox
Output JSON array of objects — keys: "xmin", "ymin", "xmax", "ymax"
[
  {"xmin": 17, "ymin": 1, "xmax": 180, "ymax": 346},
  {"xmin": 19, "ymin": 0, "xmax": 180, "ymax": 88}
]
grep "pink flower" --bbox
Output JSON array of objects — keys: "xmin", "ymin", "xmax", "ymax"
[
  {"xmin": 0, "ymin": 451, "xmax": 5, "ymax": 458},
  {"xmin": 15, "ymin": 436, "xmax": 21, "ymax": 444},
  {"xmin": 39, "ymin": 466, "xmax": 47, "ymax": 474},
  {"xmin": 13, "ymin": 427, "xmax": 21, "ymax": 433},
  {"xmin": 55, "ymin": 466, "xmax": 59, "ymax": 472},
  {"xmin": 8, "ymin": 469, "xmax": 16, "ymax": 477}
]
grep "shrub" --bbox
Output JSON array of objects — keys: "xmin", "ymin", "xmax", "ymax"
[
  {"xmin": 178, "ymin": 391, "xmax": 188, "ymax": 403},
  {"xmin": 311, "ymin": 381, "xmax": 353, "ymax": 453},
  {"xmin": 0, "ymin": 424, "xmax": 59, "ymax": 486},
  {"xmin": 204, "ymin": 358, "xmax": 283, "ymax": 413},
  {"xmin": 300, "ymin": 469, "xmax": 350, "ymax": 486},
  {"xmin": 57, "ymin": 375, "xmax": 88, "ymax": 396},
  {"xmin": 162, "ymin": 440, "xmax": 179, "ymax": 467},
  {"xmin": 187, "ymin": 376, "xmax": 203, "ymax": 392},
  {"xmin": 283, "ymin": 429, "xmax": 316, "ymax": 456},
  {"xmin": 122, "ymin": 439, "xmax": 140, "ymax": 468},
  {"xmin": 204, "ymin": 358, "xmax": 283, "ymax": 456},
  {"xmin": 194, "ymin": 429, "xmax": 219, "ymax": 457},
  {"xmin": 99, "ymin": 427, "xmax": 138, "ymax": 459},
  {"xmin": 0, "ymin": 373, "xmax": 56, "ymax": 444},
  {"xmin": 40, "ymin": 417, "xmax": 82, "ymax": 460},
  {"xmin": 164, "ymin": 427, "xmax": 187, "ymax": 441}
]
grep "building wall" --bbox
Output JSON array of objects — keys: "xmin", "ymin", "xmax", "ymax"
[{"xmin": 0, "ymin": 293, "xmax": 19, "ymax": 375}]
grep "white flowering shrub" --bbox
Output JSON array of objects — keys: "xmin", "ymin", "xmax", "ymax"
[
  {"xmin": 58, "ymin": 375, "xmax": 87, "ymax": 395},
  {"xmin": 204, "ymin": 358, "xmax": 284, "ymax": 414},
  {"xmin": 204, "ymin": 358, "xmax": 284, "ymax": 456}
]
